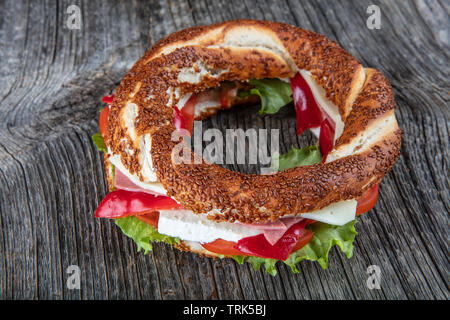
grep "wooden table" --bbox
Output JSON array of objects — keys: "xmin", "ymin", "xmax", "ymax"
[{"xmin": 0, "ymin": 0, "xmax": 448, "ymax": 300}]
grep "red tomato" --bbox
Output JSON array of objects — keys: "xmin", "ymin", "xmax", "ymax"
[
  {"xmin": 95, "ymin": 190, "xmax": 183, "ymax": 218},
  {"xmin": 136, "ymin": 211, "xmax": 160, "ymax": 228},
  {"xmin": 356, "ymin": 184, "xmax": 379, "ymax": 215},
  {"xmin": 201, "ymin": 239, "xmax": 249, "ymax": 256},
  {"xmin": 290, "ymin": 230, "xmax": 314, "ymax": 252},
  {"xmin": 99, "ymin": 106, "xmax": 109, "ymax": 138},
  {"xmin": 220, "ymin": 87, "xmax": 237, "ymax": 109}
]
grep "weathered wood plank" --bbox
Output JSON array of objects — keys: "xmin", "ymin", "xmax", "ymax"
[{"xmin": 0, "ymin": 0, "xmax": 448, "ymax": 300}]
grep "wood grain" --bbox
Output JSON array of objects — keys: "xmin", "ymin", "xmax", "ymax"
[{"xmin": 0, "ymin": 0, "xmax": 448, "ymax": 300}]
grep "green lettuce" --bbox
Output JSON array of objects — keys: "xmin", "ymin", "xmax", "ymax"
[
  {"xmin": 113, "ymin": 210, "xmax": 358, "ymax": 276},
  {"xmin": 272, "ymin": 145, "xmax": 323, "ymax": 171},
  {"xmin": 284, "ymin": 220, "xmax": 357, "ymax": 271},
  {"xmin": 231, "ymin": 255, "xmax": 277, "ymax": 276},
  {"xmin": 246, "ymin": 257, "xmax": 278, "ymax": 276},
  {"xmin": 115, "ymin": 216, "xmax": 180, "ymax": 254},
  {"xmin": 238, "ymin": 79, "xmax": 293, "ymax": 115},
  {"xmin": 92, "ymin": 132, "xmax": 106, "ymax": 152}
]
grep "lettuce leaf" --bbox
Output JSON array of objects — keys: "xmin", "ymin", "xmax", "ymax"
[
  {"xmin": 246, "ymin": 257, "xmax": 278, "ymax": 276},
  {"xmin": 92, "ymin": 132, "xmax": 106, "ymax": 152},
  {"xmin": 272, "ymin": 145, "xmax": 323, "ymax": 171},
  {"xmin": 115, "ymin": 216, "xmax": 180, "ymax": 254},
  {"xmin": 283, "ymin": 220, "xmax": 358, "ymax": 272},
  {"xmin": 114, "ymin": 216, "xmax": 357, "ymax": 275},
  {"xmin": 238, "ymin": 79, "xmax": 293, "ymax": 115}
]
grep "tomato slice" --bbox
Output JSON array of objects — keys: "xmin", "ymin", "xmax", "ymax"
[
  {"xmin": 201, "ymin": 239, "xmax": 249, "ymax": 256},
  {"xmin": 356, "ymin": 184, "xmax": 379, "ymax": 215},
  {"xmin": 136, "ymin": 211, "xmax": 160, "ymax": 228},
  {"xmin": 220, "ymin": 86, "xmax": 237, "ymax": 109},
  {"xmin": 95, "ymin": 190, "xmax": 183, "ymax": 218},
  {"xmin": 99, "ymin": 106, "xmax": 109, "ymax": 138},
  {"xmin": 290, "ymin": 229, "xmax": 314, "ymax": 252}
]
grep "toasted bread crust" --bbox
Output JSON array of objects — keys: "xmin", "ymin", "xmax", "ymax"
[{"xmin": 105, "ymin": 20, "xmax": 402, "ymax": 223}]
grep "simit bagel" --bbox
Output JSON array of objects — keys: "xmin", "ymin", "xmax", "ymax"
[{"xmin": 93, "ymin": 20, "xmax": 402, "ymax": 274}]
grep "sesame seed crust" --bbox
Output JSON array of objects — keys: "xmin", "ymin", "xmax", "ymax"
[{"xmin": 105, "ymin": 20, "xmax": 402, "ymax": 223}]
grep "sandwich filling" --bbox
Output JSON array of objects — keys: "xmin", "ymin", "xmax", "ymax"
[{"xmin": 93, "ymin": 72, "xmax": 379, "ymax": 274}]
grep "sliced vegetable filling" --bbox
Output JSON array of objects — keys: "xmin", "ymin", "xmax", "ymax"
[{"xmin": 93, "ymin": 69, "xmax": 380, "ymax": 274}]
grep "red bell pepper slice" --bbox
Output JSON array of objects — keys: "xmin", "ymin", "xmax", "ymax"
[
  {"xmin": 180, "ymin": 94, "xmax": 197, "ymax": 134},
  {"xmin": 173, "ymin": 94, "xmax": 197, "ymax": 135},
  {"xmin": 234, "ymin": 219, "xmax": 310, "ymax": 260},
  {"xmin": 101, "ymin": 95, "xmax": 114, "ymax": 104},
  {"xmin": 290, "ymin": 73, "xmax": 323, "ymax": 135},
  {"xmin": 95, "ymin": 190, "xmax": 183, "ymax": 218},
  {"xmin": 319, "ymin": 118, "xmax": 335, "ymax": 162},
  {"xmin": 173, "ymin": 106, "xmax": 187, "ymax": 132}
]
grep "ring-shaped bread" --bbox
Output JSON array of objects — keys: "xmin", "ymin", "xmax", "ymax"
[{"xmin": 106, "ymin": 20, "xmax": 402, "ymax": 223}]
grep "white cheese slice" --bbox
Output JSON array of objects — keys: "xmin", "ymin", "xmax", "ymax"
[
  {"xmin": 158, "ymin": 210, "xmax": 261, "ymax": 243},
  {"xmin": 157, "ymin": 200, "xmax": 357, "ymax": 243},
  {"xmin": 300, "ymin": 200, "xmax": 357, "ymax": 226},
  {"xmin": 309, "ymin": 126, "xmax": 321, "ymax": 138}
]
